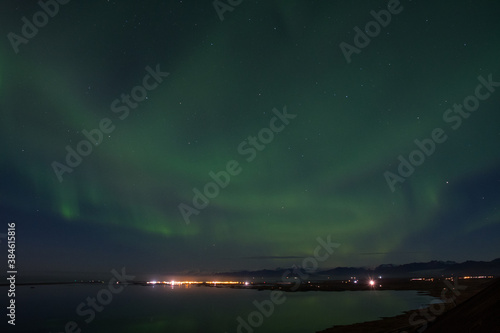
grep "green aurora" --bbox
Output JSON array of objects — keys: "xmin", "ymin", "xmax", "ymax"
[{"xmin": 1, "ymin": 0, "xmax": 499, "ymax": 279}]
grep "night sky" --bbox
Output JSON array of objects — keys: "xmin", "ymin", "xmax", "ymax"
[{"xmin": 1, "ymin": 0, "xmax": 499, "ymax": 281}]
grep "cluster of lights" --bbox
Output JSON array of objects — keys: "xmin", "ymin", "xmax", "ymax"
[
  {"xmin": 348, "ymin": 277, "xmax": 359, "ymax": 284},
  {"xmin": 146, "ymin": 280, "xmax": 245, "ymax": 285},
  {"xmin": 147, "ymin": 280, "xmax": 203, "ymax": 285},
  {"xmin": 411, "ymin": 277, "xmax": 434, "ymax": 281},
  {"xmin": 348, "ymin": 276, "xmax": 382, "ymax": 287},
  {"xmin": 210, "ymin": 281, "xmax": 243, "ymax": 285},
  {"xmin": 459, "ymin": 275, "xmax": 494, "ymax": 279}
]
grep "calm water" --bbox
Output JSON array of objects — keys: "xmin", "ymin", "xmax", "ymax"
[{"xmin": 2, "ymin": 284, "xmax": 437, "ymax": 332}]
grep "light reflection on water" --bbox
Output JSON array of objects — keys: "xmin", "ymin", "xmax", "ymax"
[{"xmin": 2, "ymin": 284, "xmax": 437, "ymax": 333}]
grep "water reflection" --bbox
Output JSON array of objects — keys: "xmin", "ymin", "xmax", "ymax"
[{"xmin": 5, "ymin": 285, "xmax": 438, "ymax": 333}]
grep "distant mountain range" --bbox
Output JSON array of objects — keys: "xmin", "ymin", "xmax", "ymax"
[{"xmin": 212, "ymin": 258, "xmax": 500, "ymax": 280}]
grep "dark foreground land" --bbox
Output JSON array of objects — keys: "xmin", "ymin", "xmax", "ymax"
[{"xmin": 316, "ymin": 277, "xmax": 499, "ymax": 333}]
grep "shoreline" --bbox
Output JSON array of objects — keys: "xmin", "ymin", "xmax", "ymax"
[{"xmin": 316, "ymin": 278, "xmax": 497, "ymax": 333}]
